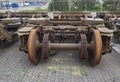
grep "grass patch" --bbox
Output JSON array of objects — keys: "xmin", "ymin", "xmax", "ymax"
[{"xmin": 21, "ymin": 8, "xmax": 49, "ymax": 13}]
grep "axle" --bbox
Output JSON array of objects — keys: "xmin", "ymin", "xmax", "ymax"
[{"xmin": 39, "ymin": 43, "xmax": 90, "ymax": 50}]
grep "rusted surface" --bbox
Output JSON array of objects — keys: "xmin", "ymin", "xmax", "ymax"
[
  {"xmin": 17, "ymin": 12, "xmax": 114, "ymax": 66},
  {"xmin": 50, "ymin": 43, "xmax": 79, "ymax": 50},
  {"xmin": 42, "ymin": 34, "xmax": 50, "ymax": 59},
  {"xmin": 79, "ymin": 34, "xmax": 88, "ymax": 59},
  {"xmin": 88, "ymin": 29, "xmax": 102, "ymax": 66},
  {"xmin": 28, "ymin": 28, "xmax": 41, "ymax": 64},
  {"xmin": 18, "ymin": 27, "xmax": 34, "ymax": 33}
]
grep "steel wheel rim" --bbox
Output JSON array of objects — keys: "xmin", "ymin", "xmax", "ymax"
[
  {"xmin": 88, "ymin": 29, "xmax": 102, "ymax": 66},
  {"xmin": 28, "ymin": 28, "xmax": 41, "ymax": 64}
]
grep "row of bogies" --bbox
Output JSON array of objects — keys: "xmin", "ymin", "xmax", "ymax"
[
  {"xmin": 0, "ymin": 12, "xmax": 118, "ymax": 48},
  {"xmin": 0, "ymin": 12, "xmax": 119, "ymax": 43},
  {"xmin": 97, "ymin": 12, "xmax": 120, "ymax": 40},
  {"xmin": 0, "ymin": 12, "xmax": 49, "ymax": 43},
  {"xmin": 0, "ymin": 12, "xmax": 119, "ymax": 66}
]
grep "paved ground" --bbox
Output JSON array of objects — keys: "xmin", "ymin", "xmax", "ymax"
[{"xmin": 0, "ymin": 38, "xmax": 120, "ymax": 82}]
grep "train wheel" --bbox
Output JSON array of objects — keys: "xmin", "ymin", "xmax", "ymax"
[
  {"xmin": 88, "ymin": 29, "xmax": 102, "ymax": 66},
  {"xmin": 28, "ymin": 28, "xmax": 42, "ymax": 64},
  {"xmin": 79, "ymin": 34, "xmax": 88, "ymax": 59},
  {"xmin": 42, "ymin": 34, "xmax": 50, "ymax": 59}
]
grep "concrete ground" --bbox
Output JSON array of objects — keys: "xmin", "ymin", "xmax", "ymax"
[{"xmin": 0, "ymin": 37, "xmax": 120, "ymax": 82}]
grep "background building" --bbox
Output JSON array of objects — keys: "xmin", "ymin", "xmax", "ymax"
[{"xmin": 0, "ymin": 0, "xmax": 48, "ymax": 10}]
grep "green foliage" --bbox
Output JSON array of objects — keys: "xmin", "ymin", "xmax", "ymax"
[
  {"xmin": 48, "ymin": 0, "xmax": 120, "ymax": 11},
  {"xmin": 48, "ymin": 0, "xmax": 96, "ymax": 11},
  {"xmin": 49, "ymin": 0, "xmax": 69, "ymax": 11},
  {"xmin": 90, "ymin": 5, "xmax": 101, "ymax": 11},
  {"xmin": 21, "ymin": 8, "xmax": 48, "ymax": 13},
  {"xmin": 71, "ymin": 0, "xmax": 84, "ymax": 11},
  {"xmin": 70, "ymin": 0, "xmax": 96, "ymax": 11},
  {"xmin": 103, "ymin": 0, "xmax": 120, "ymax": 11}
]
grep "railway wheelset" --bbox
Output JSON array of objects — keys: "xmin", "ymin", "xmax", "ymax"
[{"xmin": 18, "ymin": 14, "xmax": 113, "ymax": 66}]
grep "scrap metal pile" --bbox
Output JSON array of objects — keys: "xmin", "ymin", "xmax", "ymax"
[
  {"xmin": 98, "ymin": 11, "xmax": 120, "ymax": 40},
  {"xmin": 17, "ymin": 12, "xmax": 113, "ymax": 66},
  {"xmin": 0, "ymin": 13, "xmax": 23, "ymax": 43},
  {"xmin": 0, "ymin": 12, "xmax": 47, "ymax": 43}
]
